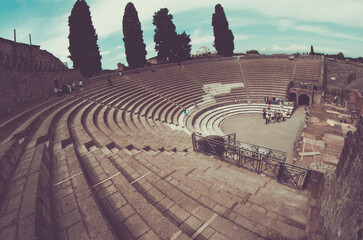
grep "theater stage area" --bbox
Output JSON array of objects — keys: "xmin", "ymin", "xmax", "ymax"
[{"xmin": 220, "ymin": 106, "xmax": 306, "ymax": 163}]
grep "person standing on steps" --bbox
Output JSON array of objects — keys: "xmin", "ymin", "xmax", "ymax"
[
  {"xmin": 107, "ymin": 76, "xmax": 112, "ymax": 85},
  {"xmin": 78, "ymin": 80, "xmax": 83, "ymax": 94}
]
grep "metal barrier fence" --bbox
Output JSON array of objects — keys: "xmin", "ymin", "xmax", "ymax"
[
  {"xmin": 191, "ymin": 133, "xmax": 311, "ymax": 189},
  {"xmin": 0, "ymin": 52, "xmax": 68, "ymax": 71}
]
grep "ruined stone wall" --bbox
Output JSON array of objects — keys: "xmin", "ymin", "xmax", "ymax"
[
  {"xmin": 0, "ymin": 67, "xmax": 86, "ymax": 116},
  {"xmin": 326, "ymin": 60, "xmax": 363, "ymax": 92},
  {"xmin": 0, "ymin": 37, "xmax": 89, "ymax": 117},
  {"xmin": 0, "ymin": 37, "xmax": 62, "ymax": 64},
  {"xmin": 318, "ymin": 116, "xmax": 363, "ymax": 240}
]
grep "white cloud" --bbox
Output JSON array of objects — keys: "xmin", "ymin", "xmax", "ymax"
[
  {"xmin": 190, "ymin": 28, "xmax": 213, "ymax": 45},
  {"xmin": 238, "ymin": 0, "xmax": 363, "ymax": 28},
  {"xmin": 270, "ymin": 44, "xmax": 309, "ymax": 52},
  {"xmin": 38, "ymin": 36, "xmax": 69, "ymax": 62},
  {"xmin": 146, "ymin": 44, "xmax": 155, "ymax": 53},
  {"xmin": 85, "ymin": 0, "xmax": 363, "ymax": 41},
  {"xmin": 274, "ymin": 19, "xmax": 363, "ymax": 42},
  {"xmin": 101, "ymin": 50, "xmax": 110, "ymax": 56},
  {"xmin": 258, "ymin": 44, "xmax": 346, "ymax": 55},
  {"xmin": 315, "ymin": 46, "xmax": 346, "ymax": 54},
  {"xmin": 234, "ymin": 34, "xmax": 251, "ymax": 41},
  {"xmin": 110, "ymin": 53, "xmax": 126, "ymax": 62},
  {"xmin": 88, "ymin": 0, "xmax": 123, "ymax": 38},
  {"xmin": 115, "ymin": 45, "xmax": 123, "ymax": 49}
]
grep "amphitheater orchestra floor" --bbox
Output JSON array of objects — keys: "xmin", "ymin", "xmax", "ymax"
[{"xmin": 220, "ymin": 106, "xmax": 306, "ymax": 163}]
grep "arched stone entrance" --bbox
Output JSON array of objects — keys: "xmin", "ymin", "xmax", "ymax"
[{"xmin": 298, "ymin": 94, "xmax": 310, "ymax": 106}]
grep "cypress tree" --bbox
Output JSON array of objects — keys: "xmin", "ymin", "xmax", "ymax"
[
  {"xmin": 153, "ymin": 8, "xmax": 178, "ymax": 62},
  {"xmin": 122, "ymin": 2, "xmax": 147, "ymax": 68},
  {"xmin": 68, "ymin": 0, "xmax": 101, "ymax": 77},
  {"xmin": 310, "ymin": 45, "xmax": 315, "ymax": 55},
  {"xmin": 175, "ymin": 32, "xmax": 191, "ymax": 62},
  {"xmin": 212, "ymin": 4, "xmax": 234, "ymax": 57}
]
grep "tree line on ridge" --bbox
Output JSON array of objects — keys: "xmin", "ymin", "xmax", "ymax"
[{"xmin": 68, "ymin": 0, "xmax": 235, "ymax": 77}]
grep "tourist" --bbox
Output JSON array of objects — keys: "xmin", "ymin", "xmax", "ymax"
[
  {"xmin": 262, "ymin": 108, "xmax": 266, "ymax": 119},
  {"xmin": 61, "ymin": 83, "xmax": 68, "ymax": 94},
  {"xmin": 54, "ymin": 87, "xmax": 62, "ymax": 97},
  {"xmin": 72, "ymin": 81, "xmax": 77, "ymax": 91},
  {"xmin": 300, "ymin": 81, "xmax": 304, "ymax": 89},
  {"xmin": 303, "ymin": 82, "xmax": 307, "ymax": 89},
  {"xmin": 234, "ymin": 97, "xmax": 238, "ymax": 104},
  {"xmin": 107, "ymin": 76, "xmax": 112, "ymax": 85},
  {"xmin": 194, "ymin": 101, "xmax": 198, "ymax": 108},
  {"xmin": 305, "ymin": 105, "xmax": 310, "ymax": 116},
  {"xmin": 67, "ymin": 83, "xmax": 72, "ymax": 94},
  {"xmin": 282, "ymin": 111, "xmax": 286, "ymax": 121},
  {"xmin": 334, "ymin": 95, "xmax": 339, "ymax": 105},
  {"xmin": 264, "ymin": 97, "xmax": 268, "ymax": 104},
  {"xmin": 277, "ymin": 112, "xmax": 281, "ymax": 122},
  {"xmin": 78, "ymin": 80, "xmax": 83, "ymax": 93},
  {"xmin": 183, "ymin": 108, "xmax": 187, "ymax": 115}
]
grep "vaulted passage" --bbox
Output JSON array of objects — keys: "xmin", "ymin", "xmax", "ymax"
[{"xmin": 298, "ymin": 94, "xmax": 310, "ymax": 106}]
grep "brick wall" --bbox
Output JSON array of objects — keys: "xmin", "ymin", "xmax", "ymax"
[{"xmin": 0, "ymin": 67, "xmax": 87, "ymax": 116}]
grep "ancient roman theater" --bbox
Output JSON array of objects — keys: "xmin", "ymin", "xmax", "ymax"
[{"xmin": 0, "ymin": 39, "xmax": 362, "ymax": 240}]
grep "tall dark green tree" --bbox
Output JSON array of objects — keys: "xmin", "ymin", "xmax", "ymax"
[
  {"xmin": 212, "ymin": 4, "xmax": 234, "ymax": 57},
  {"xmin": 310, "ymin": 45, "xmax": 315, "ymax": 55},
  {"xmin": 122, "ymin": 2, "xmax": 147, "ymax": 68},
  {"xmin": 175, "ymin": 32, "xmax": 192, "ymax": 62},
  {"xmin": 337, "ymin": 52, "xmax": 345, "ymax": 60},
  {"xmin": 153, "ymin": 8, "xmax": 178, "ymax": 62},
  {"xmin": 152, "ymin": 8, "xmax": 191, "ymax": 62},
  {"xmin": 68, "ymin": 0, "xmax": 101, "ymax": 77}
]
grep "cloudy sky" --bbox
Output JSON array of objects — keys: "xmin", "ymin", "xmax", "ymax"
[{"xmin": 1, "ymin": 0, "xmax": 362, "ymax": 69}]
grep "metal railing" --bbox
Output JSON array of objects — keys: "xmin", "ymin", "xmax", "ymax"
[{"xmin": 192, "ymin": 133, "xmax": 311, "ymax": 189}]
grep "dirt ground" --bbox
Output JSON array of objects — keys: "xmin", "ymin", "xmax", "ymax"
[{"xmin": 221, "ymin": 106, "xmax": 306, "ymax": 163}]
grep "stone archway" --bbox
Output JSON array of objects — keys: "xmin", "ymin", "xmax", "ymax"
[{"xmin": 298, "ymin": 94, "xmax": 310, "ymax": 106}]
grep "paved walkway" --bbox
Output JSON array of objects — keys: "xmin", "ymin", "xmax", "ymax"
[{"xmin": 221, "ymin": 106, "xmax": 306, "ymax": 163}]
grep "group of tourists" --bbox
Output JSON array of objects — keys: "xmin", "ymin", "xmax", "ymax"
[
  {"xmin": 263, "ymin": 105, "xmax": 291, "ymax": 124},
  {"xmin": 264, "ymin": 96, "xmax": 288, "ymax": 105},
  {"xmin": 54, "ymin": 80, "xmax": 83, "ymax": 97},
  {"xmin": 305, "ymin": 105, "xmax": 310, "ymax": 116},
  {"xmin": 300, "ymin": 81, "xmax": 308, "ymax": 89}
]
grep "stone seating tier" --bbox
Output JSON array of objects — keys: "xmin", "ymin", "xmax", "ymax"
[{"xmin": 0, "ymin": 57, "xmax": 322, "ymax": 239}]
